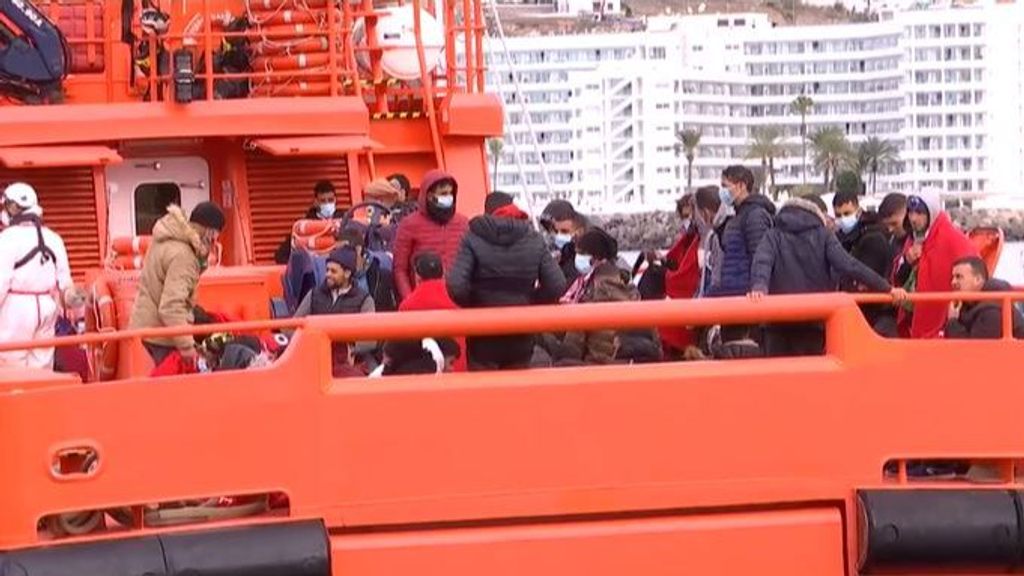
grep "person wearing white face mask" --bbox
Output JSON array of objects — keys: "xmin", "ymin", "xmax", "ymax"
[
  {"xmin": 274, "ymin": 180, "xmax": 338, "ymax": 264},
  {"xmin": 392, "ymin": 169, "xmax": 469, "ymax": 301},
  {"xmin": 0, "ymin": 183, "xmax": 83, "ymax": 369}
]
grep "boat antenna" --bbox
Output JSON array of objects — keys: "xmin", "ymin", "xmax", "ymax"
[{"xmin": 484, "ymin": 0, "xmax": 554, "ymax": 229}]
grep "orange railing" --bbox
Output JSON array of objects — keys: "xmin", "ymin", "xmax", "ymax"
[
  {"xmin": 0, "ymin": 291, "xmax": 1021, "ymax": 357},
  {"xmin": 1, "ymin": 293, "xmax": 1024, "ymax": 572}
]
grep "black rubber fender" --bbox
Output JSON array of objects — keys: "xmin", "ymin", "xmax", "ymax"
[
  {"xmin": 858, "ymin": 489, "xmax": 1023, "ymax": 572},
  {"xmin": 162, "ymin": 519, "xmax": 330, "ymax": 576},
  {"xmin": 0, "ymin": 536, "xmax": 167, "ymax": 576},
  {"xmin": 0, "ymin": 519, "xmax": 329, "ymax": 576}
]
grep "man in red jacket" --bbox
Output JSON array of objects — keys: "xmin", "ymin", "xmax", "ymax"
[
  {"xmin": 398, "ymin": 251, "xmax": 466, "ymax": 371},
  {"xmin": 899, "ymin": 191, "xmax": 978, "ymax": 338},
  {"xmin": 392, "ymin": 170, "xmax": 469, "ymax": 300}
]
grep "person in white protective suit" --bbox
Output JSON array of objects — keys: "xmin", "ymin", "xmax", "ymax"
[{"xmin": 0, "ymin": 182, "xmax": 83, "ymax": 369}]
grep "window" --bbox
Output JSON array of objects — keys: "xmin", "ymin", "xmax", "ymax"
[{"xmin": 135, "ymin": 183, "xmax": 181, "ymax": 235}]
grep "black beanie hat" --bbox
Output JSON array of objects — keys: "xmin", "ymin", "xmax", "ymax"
[
  {"xmin": 327, "ymin": 246, "xmax": 358, "ymax": 271},
  {"xmin": 189, "ymin": 201, "xmax": 226, "ymax": 231},
  {"xmin": 576, "ymin": 227, "xmax": 618, "ymax": 261},
  {"xmin": 484, "ymin": 191, "xmax": 515, "ymax": 214}
]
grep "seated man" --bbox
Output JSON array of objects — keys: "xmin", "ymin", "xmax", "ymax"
[
  {"xmin": 337, "ymin": 225, "xmax": 397, "ymax": 312},
  {"xmin": 945, "ymin": 256, "xmax": 1023, "ymax": 339},
  {"xmin": 294, "ymin": 246, "xmax": 377, "ymax": 374}
]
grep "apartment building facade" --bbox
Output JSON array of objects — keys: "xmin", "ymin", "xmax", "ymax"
[{"xmin": 485, "ymin": 2, "xmax": 1024, "ymax": 211}]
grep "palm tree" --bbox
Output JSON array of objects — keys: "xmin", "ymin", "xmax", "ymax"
[
  {"xmin": 810, "ymin": 127, "xmax": 849, "ymax": 192},
  {"xmin": 675, "ymin": 129, "xmax": 702, "ymax": 191},
  {"xmin": 844, "ymin": 141, "xmax": 871, "ymax": 178},
  {"xmin": 791, "ymin": 94, "xmax": 814, "ymax": 186},
  {"xmin": 856, "ymin": 136, "xmax": 900, "ymax": 195},
  {"xmin": 745, "ymin": 126, "xmax": 786, "ymax": 199},
  {"xmin": 486, "ymin": 138, "xmax": 504, "ymax": 190}
]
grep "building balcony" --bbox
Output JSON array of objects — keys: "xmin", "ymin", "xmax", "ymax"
[{"xmin": 742, "ymin": 46, "xmax": 904, "ymax": 64}]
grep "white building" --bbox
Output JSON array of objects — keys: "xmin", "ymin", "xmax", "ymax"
[
  {"xmin": 894, "ymin": 3, "xmax": 1024, "ymax": 194},
  {"xmin": 676, "ymin": 13, "xmax": 905, "ymax": 191},
  {"xmin": 486, "ymin": 31, "xmax": 684, "ymax": 211},
  {"xmin": 486, "ymin": 2, "xmax": 1024, "ymax": 211}
]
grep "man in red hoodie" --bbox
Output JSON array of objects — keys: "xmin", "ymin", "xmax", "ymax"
[
  {"xmin": 392, "ymin": 170, "xmax": 469, "ymax": 300},
  {"xmin": 398, "ymin": 251, "xmax": 466, "ymax": 371},
  {"xmin": 897, "ymin": 190, "xmax": 978, "ymax": 338}
]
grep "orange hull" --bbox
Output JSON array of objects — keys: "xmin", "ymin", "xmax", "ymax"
[{"xmin": 2, "ymin": 294, "xmax": 1024, "ymax": 575}]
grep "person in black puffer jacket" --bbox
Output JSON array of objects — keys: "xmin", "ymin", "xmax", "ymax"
[
  {"xmin": 447, "ymin": 191, "xmax": 567, "ymax": 370},
  {"xmin": 749, "ymin": 197, "xmax": 904, "ymax": 357}
]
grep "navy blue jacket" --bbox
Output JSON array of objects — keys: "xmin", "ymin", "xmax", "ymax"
[{"xmin": 709, "ymin": 194, "xmax": 776, "ymax": 296}]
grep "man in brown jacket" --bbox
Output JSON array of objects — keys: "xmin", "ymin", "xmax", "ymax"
[{"xmin": 130, "ymin": 202, "xmax": 225, "ymax": 368}]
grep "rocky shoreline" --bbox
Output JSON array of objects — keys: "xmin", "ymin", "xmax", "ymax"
[{"xmin": 592, "ymin": 208, "xmax": 1024, "ymax": 251}]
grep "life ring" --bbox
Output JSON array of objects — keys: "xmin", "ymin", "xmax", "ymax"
[
  {"xmin": 291, "ymin": 218, "xmax": 337, "ymax": 254},
  {"xmin": 86, "ymin": 279, "xmax": 119, "ymax": 381},
  {"xmin": 110, "ymin": 236, "xmax": 152, "ymax": 255},
  {"xmin": 251, "ymin": 0, "xmax": 332, "ymax": 11},
  {"xmin": 253, "ymin": 9, "xmax": 321, "ymax": 26},
  {"xmin": 252, "ymin": 52, "xmax": 331, "ymax": 71},
  {"xmin": 251, "ymin": 36, "xmax": 329, "ymax": 56},
  {"xmin": 251, "ymin": 80, "xmax": 332, "ymax": 97},
  {"xmin": 108, "ymin": 254, "xmax": 147, "ymax": 271}
]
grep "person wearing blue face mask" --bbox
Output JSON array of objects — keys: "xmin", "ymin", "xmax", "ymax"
[
  {"xmin": 707, "ymin": 165, "xmax": 775, "ymax": 299},
  {"xmin": 830, "ymin": 189, "xmax": 906, "ymax": 332},
  {"xmin": 538, "ymin": 199, "xmax": 588, "ymax": 287},
  {"xmin": 274, "ymin": 180, "xmax": 338, "ymax": 264},
  {"xmin": 556, "ymin": 227, "xmax": 659, "ymax": 364},
  {"xmin": 832, "ymin": 188, "xmax": 864, "ymax": 251}
]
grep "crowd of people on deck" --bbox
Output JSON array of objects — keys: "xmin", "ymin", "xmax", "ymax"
[{"xmin": 0, "ymin": 162, "xmax": 1022, "ymax": 376}]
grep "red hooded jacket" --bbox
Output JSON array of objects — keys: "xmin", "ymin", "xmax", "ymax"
[
  {"xmin": 392, "ymin": 170, "xmax": 470, "ymax": 299},
  {"xmin": 900, "ymin": 209, "xmax": 978, "ymax": 339},
  {"xmin": 398, "ymin": 278, "xmax": 467, "ymax": 372},
  {"xmin": 658, "ymin": 229, "xmax": 701, "ymax": 353}
]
